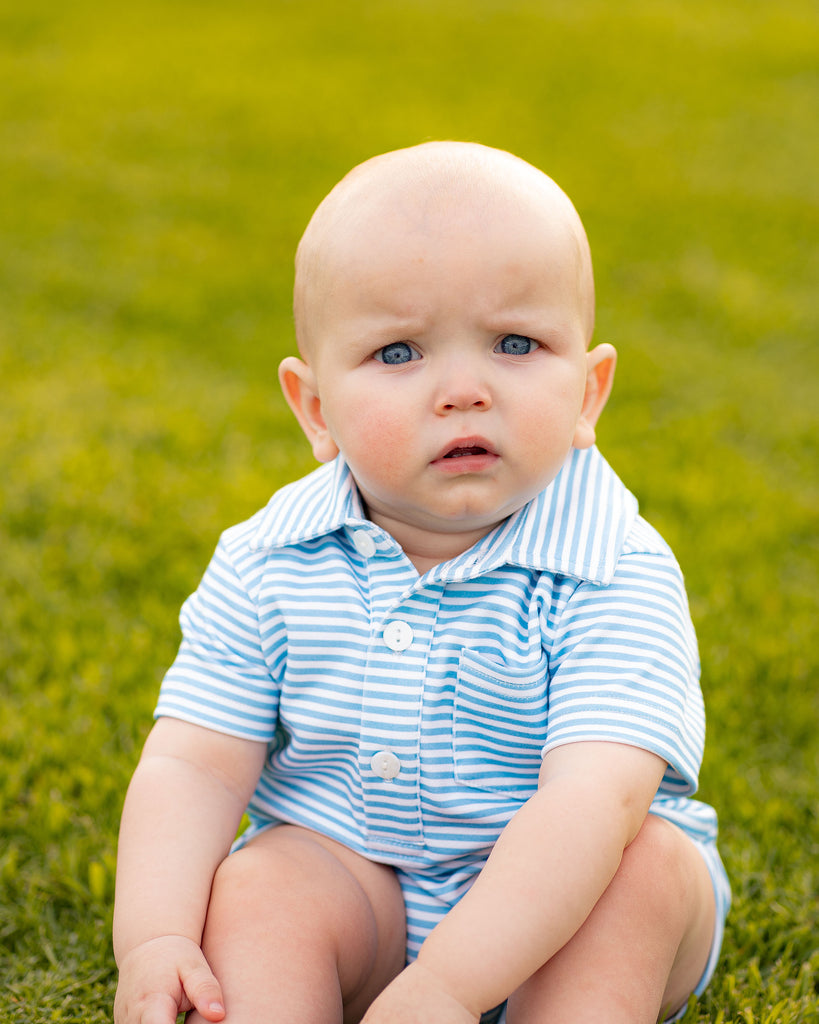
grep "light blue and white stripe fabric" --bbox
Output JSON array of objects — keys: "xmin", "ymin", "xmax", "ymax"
[{"xmin": 156, "ymin": 445, "xmax": 728, "ymax": 959}]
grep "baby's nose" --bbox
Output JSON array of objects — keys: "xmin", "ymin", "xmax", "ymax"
[{"xmin": 434, "ymin": 367, "xmax": 492, "ymax": 413}]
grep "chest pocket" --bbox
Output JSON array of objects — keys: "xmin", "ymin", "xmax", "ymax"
[{"xmin": 453, "ymin": 648, "xmax": 549, "ymax": 792}]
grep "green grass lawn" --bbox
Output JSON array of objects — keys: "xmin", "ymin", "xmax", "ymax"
[{"xmin": 2, "ymin": 0, "xmax": 817, "ymax": 1020}]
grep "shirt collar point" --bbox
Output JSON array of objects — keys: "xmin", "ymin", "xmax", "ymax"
[{"xmin": 248, "ymin": 458, "xmax": 362, "ymax": 551}]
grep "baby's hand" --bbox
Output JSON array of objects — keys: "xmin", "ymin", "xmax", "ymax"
[
  {"xmin": 361, "ymin": 960, "xmax": 480, "ymax": 1024},
  {"xmin": 113, "ymin": 935, "xmax": 225, "ymax": 1024}
]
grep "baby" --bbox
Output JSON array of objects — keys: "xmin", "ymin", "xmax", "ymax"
[{"xmin": 113, "ymin": 141, "xmax": 730, "ymax": 1024}]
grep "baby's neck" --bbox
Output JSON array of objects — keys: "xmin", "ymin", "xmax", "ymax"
[
  {"xmin": 364, "ymin": 510, "xmax": 497, "ymax": 576},
  {"xmin": 405, "ymin": 551, "xmax": 447, "ymax": 576}
]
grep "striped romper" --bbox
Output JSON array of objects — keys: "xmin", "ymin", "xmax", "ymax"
[{"xmin": 156, "ymin": 445, "xmax": 730, "ymax": 1019}]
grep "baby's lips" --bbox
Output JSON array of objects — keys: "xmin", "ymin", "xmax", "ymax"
[{"xmin": 435, "ymin": 436, "xmax": 497, "ymax": 460}]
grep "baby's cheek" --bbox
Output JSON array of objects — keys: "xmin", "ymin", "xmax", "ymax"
[{"xmin": 340, "ymin": 405, "xmax": 410, "ymax": 478}]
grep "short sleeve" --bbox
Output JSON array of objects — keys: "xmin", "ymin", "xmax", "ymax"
[
  {"xmin": 542, "ymin": 549, "xmax": 704, "ymax": 796},
  {"xmin": 155, "ymin": 534, "xmax": 282, "ymax": 741}
]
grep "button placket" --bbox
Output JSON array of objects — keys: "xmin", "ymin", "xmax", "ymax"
[{"xmin": 357, "ymin": 578, "xmax": 442, "ymax": 852}]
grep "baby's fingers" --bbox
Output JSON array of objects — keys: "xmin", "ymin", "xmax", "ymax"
[
  {"xmin": 179, "ymin": 956, "xmax": 226, "ymax": 1022},
  {"xmin": 132, "ymin": 991, "xmax": 188, "ymax": 1024}
]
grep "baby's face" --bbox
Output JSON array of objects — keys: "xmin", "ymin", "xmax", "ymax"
[{"xmin": 297, "ymin": 178, "xmax": 602, "ymax": 556}]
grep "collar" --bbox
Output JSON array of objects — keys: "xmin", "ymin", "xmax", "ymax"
[
  {"xmin": 249, "ymin": 455, "xmax": 368, "ymax": 550},
  {"xmin": 249, "ymin": 447, "xmax": 638, "ymax": 586}
]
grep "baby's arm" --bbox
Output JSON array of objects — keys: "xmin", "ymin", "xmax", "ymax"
[
  {"xmin": 363, "ymin": 741, "xmax": 666, "ymax": 1022},
  {"xmin": 113, "ymin": 717, "xmax": 266, "ymax": 1024}
]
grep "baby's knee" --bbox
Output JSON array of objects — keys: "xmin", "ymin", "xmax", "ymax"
[
  {"xmin": 208, "ymin": 839, "xmax": 287, "ymax": 918},
  {"xmin": 210, "ymin": 829, "xmax": 336, "ymax": 919},
  {"xmin": 210, "ymin": 826, "xmax": 404, "ymax": 949},
  {"xmin": 207, "ymin": 827, "xmax": 406, "ymax": 1004},
  {"xmin": 618, "ymin": 814, "xmax": 702, "ymax": 920}
]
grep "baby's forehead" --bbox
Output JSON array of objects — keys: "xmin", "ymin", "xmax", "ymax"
[
  {"xmin": 311, "ymin": 143, "xmax": 577, "ymax": 248},
  {"xmin": 294, "ymin": 142, "xmax": 595, "ymax": 348}
]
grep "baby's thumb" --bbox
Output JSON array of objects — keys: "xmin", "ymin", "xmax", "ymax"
[{"xmin": 180, "ymin": 955, "xmax": 226, "ymax": 1022}]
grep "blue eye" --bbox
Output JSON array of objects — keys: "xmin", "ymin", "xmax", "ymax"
[
  {"xmin": 496, "ymin": 334, "xmax": 536, "ymax": 355},
  {"xmin": 375, "ymin": 342, "xmax": 418, "ymax": 365}
]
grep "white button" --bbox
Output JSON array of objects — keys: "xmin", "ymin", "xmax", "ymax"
[
  {"xmin": 370, "ymin": 750, "xmax": 401, "ymax": 779},
  {"xmin": 352, "ymin": 530, "xmax": 376, "ymax": 558},
  {"xmin": 383, "ymin": 620, "xmax": 413, "ymax": 651}
]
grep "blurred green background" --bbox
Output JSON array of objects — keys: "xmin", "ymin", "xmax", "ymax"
[{"xmin": 1, "ymin": 1, "xmax": 817, "ymax": 1020}]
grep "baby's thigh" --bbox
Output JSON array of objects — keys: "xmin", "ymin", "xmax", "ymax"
[{"xmin": 204, "ymin": 825, "xmax": 407, "ymax": 1019}]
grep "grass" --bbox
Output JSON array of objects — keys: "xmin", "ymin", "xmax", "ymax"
[{"xmin": 1, "ymin": 0, "xmax": 817, "ymax": 1019}]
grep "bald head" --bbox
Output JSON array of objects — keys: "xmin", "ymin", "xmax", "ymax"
[{"xmin": 293, "ymin": 141, "xmax": 596, "ymax": 356}]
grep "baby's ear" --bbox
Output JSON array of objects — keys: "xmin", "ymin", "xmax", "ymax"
[
  {"xmin": 573, "ymin": 343, "xmax": 617, "ymax": 450},
  {"xmin": 279, "ymin": 356, "xmax": 340, "ymax": 463}
]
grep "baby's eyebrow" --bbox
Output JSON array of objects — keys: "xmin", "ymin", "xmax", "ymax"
[
  {"xmin": 353, "ymin": 310, "xmax": 431, "ymax": 339},
  {"xmin": 480, "ymin": 307, "xmax": 557, "ymax": 333}
]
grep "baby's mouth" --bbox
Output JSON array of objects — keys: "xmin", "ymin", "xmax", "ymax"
[
  {"xmin": 444, "ymin": 445, "xmax": 489, "ymax": 459},
  {"xmin": 433, "ymin": 437, "xmax": 498, "ymax": 467}
]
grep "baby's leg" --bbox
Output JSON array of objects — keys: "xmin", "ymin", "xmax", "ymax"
[
  {"xmin": 506, "ymin": 814, "xmax": 716, "ymax": 1024},
  {"xmin": 188, "ymin": 824, "xmax": 406, "ymax": 1024}
]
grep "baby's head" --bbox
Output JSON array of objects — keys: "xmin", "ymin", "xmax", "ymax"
[
  {"xmin": 280, "ymin": 141, "xmax": 616, "ymax": 567},
  {"xmin": 293, "ymin": 141, "xmax": 596, "ymax": 357}
]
